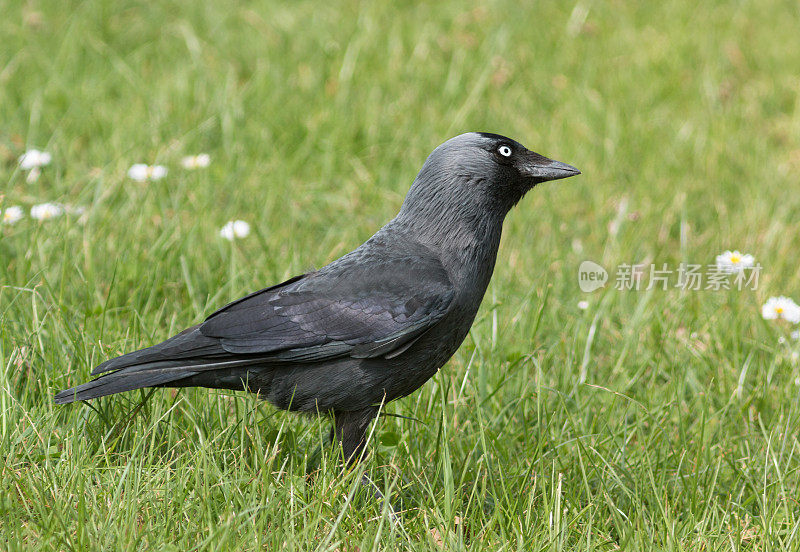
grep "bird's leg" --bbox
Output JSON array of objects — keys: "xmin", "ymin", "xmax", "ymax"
[
  {"xmin": 332, "ymin": 406, "xmax": 380, "ymax": 465},
  {"xmin": 360, "ymin": 473, "xmax": 400, "ymax": 525},
  {"xmin": 331, "ymin": 407, "xmax": 400, "ymax": 522}
]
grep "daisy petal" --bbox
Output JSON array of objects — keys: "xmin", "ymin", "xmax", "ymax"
[{"xmin": 2, "ymin": 206, "xmax": 24, "ymax": 224}]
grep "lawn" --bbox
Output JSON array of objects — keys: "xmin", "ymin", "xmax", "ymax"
[{"xmin": 2, "ymin": 0, "xmax": 800, "ymax": 550}]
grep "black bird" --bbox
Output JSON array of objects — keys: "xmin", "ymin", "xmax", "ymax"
[{"xmin": 55, "ymin": 132, "xmax": 579, "ymax": 462}]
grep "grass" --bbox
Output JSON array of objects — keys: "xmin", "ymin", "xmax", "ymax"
[{"xmin": 2, "ymin": 0, "xmax": 800, "ymax": 549}]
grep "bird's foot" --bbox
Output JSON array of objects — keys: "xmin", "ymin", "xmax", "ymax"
[{"xmin": 360, "ymin": 473, "xmax": 401, "ymax": 525}]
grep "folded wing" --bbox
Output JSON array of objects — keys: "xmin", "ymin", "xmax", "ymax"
[
  {"xmin": 200, "ymin": 249, "xmax": 454, "ymax": 361},
  {"xmin": 87, "ymin": 244, "xmax": 454, "ymax": 380}
]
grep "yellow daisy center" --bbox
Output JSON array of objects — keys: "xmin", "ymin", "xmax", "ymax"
[
  {"xmin": 776, "ymin": 307, "xmax": 784, "ymax": 314},
  {"xmin": 730, "ymin": 255, "xmax": 740, "ymax": 263}
]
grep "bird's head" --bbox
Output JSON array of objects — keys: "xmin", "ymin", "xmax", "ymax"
[
  {"xmin": 467, "ymin": 132, "xmax": 580, "ymax": 188},
  {"xmin": 400, "ymin": 132, "xmax": 580, "ymax": 223}
]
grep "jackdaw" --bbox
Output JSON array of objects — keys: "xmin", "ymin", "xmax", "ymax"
[{"xmin": 55, "ymin": 132, "xmax": 580, "ymax": 462}]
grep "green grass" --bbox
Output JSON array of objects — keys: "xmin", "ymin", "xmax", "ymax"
[{"xmin": 2, "ymin": 0, "xmax": 800, "ymax": 549}]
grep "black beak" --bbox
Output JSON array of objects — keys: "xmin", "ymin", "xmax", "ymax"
[{"xmin": 519, "ymin": 151, "xmax": 580, "ymax": 183}]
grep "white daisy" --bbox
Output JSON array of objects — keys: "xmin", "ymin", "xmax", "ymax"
[
  {"xmin": 2, "ymin": 206, "xmax": 24, "ymax": 224},
  {"xmin": 577, "ymin": 300, "xmax": 589, "ymax": 310},
  {"xmin": 19, "ymin": 149, "xmax": 52, "ymax": 170},
  {"xmin": 762, "ymin": 296, "xmax": 800, "ymax": 324},
  {"xmin": 232, "ymin": 220, "xmax": 250, "ymax": 238},
  {"xmin": 791, "ymin": 330, "xmax": 800, "ymax": 341},
  {"xmin": 181, "ymin": 154, "xmax": 211, "ymax": 169},
  {"xmin": 30, "ymin": 202, "xmax": 64, "ymax": 221},
  {"xmin": 127, "ymin": 164, "xmax": 149, "ymax": 181},
  {"xmin": 715, "ymin": 250, "xmax": 754, "ymax": 273},
  {"xmin": 150, "ymin": 165, "xmax": 167, "ymax": 180},
  {"xmin": 128, "ymin": 164, "xmax": 167, "ymax": 181},
  {"xmin": 220, "ymin": 220, "xmax": 251, "ymax": 241}
]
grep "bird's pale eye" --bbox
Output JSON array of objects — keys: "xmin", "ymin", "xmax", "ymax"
[{"xmin": 498, "ymin": 145, "xmax": 512, "ymax": 157}]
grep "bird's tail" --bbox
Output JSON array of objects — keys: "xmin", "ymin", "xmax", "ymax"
[{"xmin": 53, "ymin": 358, "xmax": 259, "ymax": 404}]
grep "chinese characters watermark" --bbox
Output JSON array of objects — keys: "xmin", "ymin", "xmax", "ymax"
[{"xmin": 579, "ymin": 261, "xmax": 761, "ymax": 292}]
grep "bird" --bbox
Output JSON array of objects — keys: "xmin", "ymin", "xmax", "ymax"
[{"xmin": 55, "ymin": 132, "xmax": 580, "ymax": 463}]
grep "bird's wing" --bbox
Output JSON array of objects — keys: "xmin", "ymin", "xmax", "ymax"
[
  {"xmin": 63, "ymin": 250, "xmax": 454, "ymax": 404},
  {"xmin": 199, "ymin": 249, "xmax": 454, "ymax": 361},
  {"xmin": 88, "ymin": 244, "xmax": 453, "ymax": 378}
]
